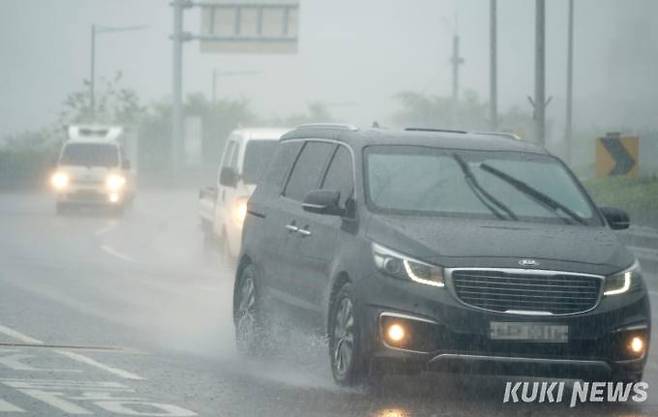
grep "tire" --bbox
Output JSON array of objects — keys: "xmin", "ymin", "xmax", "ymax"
[
  {"xmin": 233, "ymin": 264, "xmax": 268, "ymax": 357},
  {"xmin": 329, "ymin": 282, "xmax": 368, "ymax": 386}
]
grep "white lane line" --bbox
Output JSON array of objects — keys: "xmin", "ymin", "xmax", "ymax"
[
  {"xmin": 55, "ymin": 350, "xmax": 144, "ymax": 381},
  {"xmin": 95, "ymin": 222, "xmax": 118, "ymax": 237},
  {"xmin": 0, "ymin": 323, "xmax": 145, "ymax": 381},
  {"xmin": 0, "ymin": 324, "xmax": 44, "ymax": 345},
  {"xmin": 100, "ymin": 244, "xmax": 138, "ymax": 264},
  {"xmin": 0, "ymin": 399, "xmax": 25, "ymax": 413}
]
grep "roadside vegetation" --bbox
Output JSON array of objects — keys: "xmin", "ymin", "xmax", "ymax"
[{"xmin": 585, "ymin": 176, "xmax": 658, "ymax": 227}]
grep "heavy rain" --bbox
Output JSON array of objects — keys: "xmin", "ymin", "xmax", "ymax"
[{"xmin": 0, "ymin": 1, "xmax": 657, "ymax": 416}]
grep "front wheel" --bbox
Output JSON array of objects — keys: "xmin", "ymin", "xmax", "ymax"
[
  {"xmin": 329, "ymin": 283, "xmax": 368, "ymax": 386},
  {"xmin": 234, "ymin": 264, "xmax": 268, "ymax": 357}
]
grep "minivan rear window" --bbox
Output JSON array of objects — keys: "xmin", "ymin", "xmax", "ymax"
[{"xmin": 59, "ymin": 143, "xmax": 119, "ymax": 167}]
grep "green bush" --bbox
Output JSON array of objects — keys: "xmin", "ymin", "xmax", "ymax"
[{"xmin": 584, "ymin": 176, "xmax": 658, "ymax": 227}]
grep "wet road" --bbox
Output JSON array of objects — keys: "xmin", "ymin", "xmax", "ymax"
[{"xmin": 1, "ymin": 190, "xmax": 657, "ymax": 417}]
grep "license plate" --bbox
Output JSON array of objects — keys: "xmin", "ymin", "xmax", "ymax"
[{"xmin": 489, "ymin": 322, "xmax": 568, "ymax": 343}]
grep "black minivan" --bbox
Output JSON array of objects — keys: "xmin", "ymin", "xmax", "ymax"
[{"xmin": 234, "ymin": 124, "xmax": 650, "ymax": 386}]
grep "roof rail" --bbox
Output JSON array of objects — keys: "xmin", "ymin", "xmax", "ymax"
[
  {"xmin": 471, "ymin": 131, "xmax": 521, "ymax": 141},
  {"xmin": 405, "ymin": 127, "xmax": 468, "ymax": 134},
  {"xmin": 295, "ymin": 123, "xmax": 359, "ymax": 132}
]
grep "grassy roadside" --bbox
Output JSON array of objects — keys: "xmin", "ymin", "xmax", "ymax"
[{"xmin": 584, "ymin": 176, "xmax": 658, "ymax": 228}]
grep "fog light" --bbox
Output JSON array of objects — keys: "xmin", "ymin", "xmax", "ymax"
[
  {"xmin": 386, "ymin": 323, "xmax": 406, "ymax": 344},
  {"xmin": 109, "ymin": 193, "xmax": 120, "ymax": 204},
  {"xmin": 629, "ymin": 336, "xmax": 645, "ymax": 354}
]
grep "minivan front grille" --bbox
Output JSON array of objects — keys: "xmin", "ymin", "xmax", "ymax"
[{"xmin": 451, "ymin": 269, "xmax": 603, "ymax": 315}]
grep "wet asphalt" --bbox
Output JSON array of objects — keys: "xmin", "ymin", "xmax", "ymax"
[{"xmin": 0, "ymin": 190, "xmax": 657, "ymax": 417}]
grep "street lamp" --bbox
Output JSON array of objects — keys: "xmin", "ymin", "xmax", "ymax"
[{"xmin": 90, "ymin": 24, "xmax": 148, "ymax": 121}]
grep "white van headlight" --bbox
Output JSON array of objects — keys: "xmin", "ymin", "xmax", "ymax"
[
  {"xmin": 372, "ymin": 243, "xmax": 445, "ymax": 287},
  {"xmin": 604, "ymin": 260, "xmax": 640, "ymax": 296},
  {"xmin": 105, "ymin": 174, "xmax": 126, "ymax": 191},
  {"xmin": 232, "ymin": 196, "xmax": 249, "ymax": 226},
  {"xmin": 51, "ymin": 172, "xmax": 69, "ymax": 190}
]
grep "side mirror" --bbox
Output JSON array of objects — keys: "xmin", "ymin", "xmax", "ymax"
[
  {"xmin": 219, "ymin": 167, "xmax": 239, "ymax": 188},
  {"xmin": 600, "ymin": 206, "xmax": 630, "ymax": 230},
  {"xmin": 302, "ymin": 189, "xmax": 344, "ymax": 216}
]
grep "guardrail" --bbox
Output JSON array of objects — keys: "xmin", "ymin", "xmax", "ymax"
[{"xmin": 620, "ymin": 226, "xmax": 658, "ymax": 274}]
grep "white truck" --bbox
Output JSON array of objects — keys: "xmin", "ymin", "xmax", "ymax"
[
  {"xmin": 199, "ymin": 127, "xmax": 289, "ymax": 260},
  {"xmin": 50, "ymin": 125, "xmax": 136, "ymax": 215}
]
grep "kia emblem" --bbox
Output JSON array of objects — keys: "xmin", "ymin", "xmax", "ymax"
[{"xmin": 518, "ymin": 259, "xmax": 539, "ymax": 267}]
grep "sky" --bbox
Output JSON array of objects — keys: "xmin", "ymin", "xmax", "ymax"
[{"xmin": 1, "ymin": 0, "xmax": 657, "ymax": 147}]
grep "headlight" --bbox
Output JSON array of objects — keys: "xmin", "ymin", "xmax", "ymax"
[
  {"xmin": 232, "ymin": 196, "xmax": 249, "ymax": 226},
  {"xmin": 604, "ymin": 260, "xmax": 641, "ymax": 296},
  {"xmin": 105, "ymin": 174, "xmax": 126, "ymax": 191},
  {"xmin": 50, "ymin": 172, "xmax": 69, "ymax": 190},
  {"xmin": 372, "ymin": 243, "xmax": 445, "ymax": 287}
]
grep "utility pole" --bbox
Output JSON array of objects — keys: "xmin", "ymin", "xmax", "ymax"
[
  {"xmin": 534, "ymin": 0, "xmax": 546, "ymax": 145},
  {"xmin": 489, "ymin": 0, "xmax": 498, "ymax": 130},
  {"xmin": 171, "ymin": 0, "xmax": 188, "ymax": 180},
  {"xmin": 90, "ymin": 25, "xmax": 96, "ymax": 121},
  {"xmin": 451, "ymin": 34, "xmax": 464, "ymax": 127},
  {"xmin": 212, "ymin": 69, "xmax": 217, "ymax": 104},
  {"xmin": 565, "ymin": 0, "xmax": 574, "ymax": 165},
  {"xmin": 451, "ymin": 34, "xmax": 464, "ymax": 104}
]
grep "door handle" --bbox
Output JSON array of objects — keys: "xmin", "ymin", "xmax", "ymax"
[
  {"xmin": 297, "ymin": 228, "xmax": 311, "ymax": 237},
  {"xmin": 285, "ymin": 224, "xmax": 299, "ymax": 233}
]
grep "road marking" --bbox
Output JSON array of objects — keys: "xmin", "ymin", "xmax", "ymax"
[
  {"xmin": 95, "ymin": 222, "xmax": 118, "ymax": 237},
  {"xmin": 0, "ymin": 399, "xmax": 25, "ymax": 412},
  {"xmin": 100, "ymin": 245, "xmax": 137, "ymax": 264},
  {"xmin": 0, "ymin": 349, "xmax": 81, "ymax": 373},
  {"xmin": 0, "ymin": 324, "xmax": 44, "ymax": 345},
  {"xmin": 18, "ymin": 389, "xmax": 93, "ymax": 415},
  {"xmin": 55, "ymin": 351, "xmax": 144, "ymax": 381}
]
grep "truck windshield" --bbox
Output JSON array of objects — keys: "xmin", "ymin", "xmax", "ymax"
[
  {"xmin": 365, "ymin": 145, "xmax": 600, "ymax": 225},
  {"xmin": 242, "ymin": 140, "xmax": 277, "ymax": 184},
  {"xmin": 59, "ymin": 143, "xmax": 119, "ymax": 167}
]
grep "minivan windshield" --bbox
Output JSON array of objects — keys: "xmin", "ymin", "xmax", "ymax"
[
  {"xmin": 365, "ymin": 145, "xmax": 600, "ymax": 225},
  {"xmin": 242, "ymin": 140, "xmax": 278, "ymax": 184},
  {"xmin": 59, "ymin": 143, "xmax": 120, "ymax": 167}
]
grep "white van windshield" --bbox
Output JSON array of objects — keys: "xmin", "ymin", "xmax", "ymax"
[{"xmin": 60, "ymin": 143, "xmax": 119, "ymax": 167}]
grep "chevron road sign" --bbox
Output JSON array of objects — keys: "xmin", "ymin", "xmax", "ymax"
[{"xmin": 595, "ymin": 133, "xmax": 639, "ymax": 177}]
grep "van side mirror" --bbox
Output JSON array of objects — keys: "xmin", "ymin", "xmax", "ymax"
[
  {"xmin": 220, "ymin": 167, "xmax": 239, "ymax": 187},
  {"xmin": 302, "ymin": 189, "xmax": 344, "ymax": 216},
  {"xmin": 600, "ymin": 206, "xmax": 630, "ymax": 230}
]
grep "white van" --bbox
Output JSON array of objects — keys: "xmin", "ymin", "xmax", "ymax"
[
  {"xmin": 51, "ymin": 125, "xmax": 135, "ymax": 214},
  {"xmin": 199, "ymin": 127, "xmax": 289, "ymax": 260}
]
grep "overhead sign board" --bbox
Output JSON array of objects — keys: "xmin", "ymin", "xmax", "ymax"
[{"xmin": 199, "ymin": 0, "xmax": 299, "ymax": 54}]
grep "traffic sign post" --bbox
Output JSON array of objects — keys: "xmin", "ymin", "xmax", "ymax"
[{"xmin": 169, "ymin": 0, "xmax": 299, "ymax": 180}]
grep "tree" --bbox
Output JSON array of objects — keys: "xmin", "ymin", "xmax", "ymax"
[
  {"xmin": 391, "ymin": 90, "xmax": 533, "ymax": 138},
  {"xmin": 58, "ymin": 71, "xmax": 147, "ymax": 128}
]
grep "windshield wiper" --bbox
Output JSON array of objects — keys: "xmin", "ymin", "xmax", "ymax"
[
  {"xmin": 479, "ymin": 163, "xmax": 587, "ymax": 225},
  {"xmin": 453, "ymin": 155, "xmax": 518, "ymax": 221}
]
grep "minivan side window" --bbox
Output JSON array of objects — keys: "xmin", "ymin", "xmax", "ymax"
[
  {"xmin": 283, "ymin": 141, "xmax": 334, "ymax": 201},
  {"xmin": 321, "ymin": 145, "xmax": 354, "ymax": 207},
  {"xmin": 262, "ymin": 142, "xmax": 303, "ymax": 189}
]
